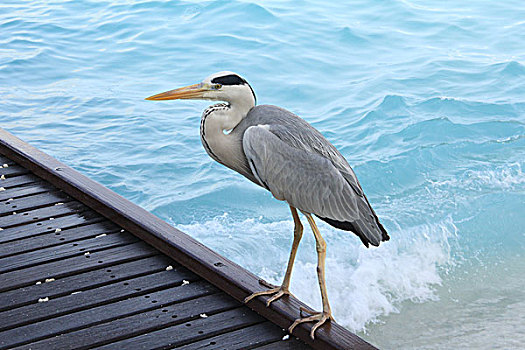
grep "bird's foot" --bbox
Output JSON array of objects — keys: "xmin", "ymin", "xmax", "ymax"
[
  {"xmin": 289, "ymin": 307, "xmax": 333, "ymax": 339},
  {"xmin": 244, "ymin": 286, "xmax": 293, "ymax": 307}
]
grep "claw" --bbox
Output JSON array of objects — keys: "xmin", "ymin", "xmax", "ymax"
[
  {"xmin": 309, "ymin": 313, "xmax": 331, "ymax": 339},
  {"xmin": 299, "ymin": 305, "xmax": 316, "ymax": 315},
  {"xmin": 265, "ymin": 289, "xmax": 287, "ymax": 306},
  {"xmin": 244, "ymin": 286, "xmax": 292, "ymax": 305},
  {"xmin": 288, "ymin": 310, "xmax": 332, "ymax": 340}
]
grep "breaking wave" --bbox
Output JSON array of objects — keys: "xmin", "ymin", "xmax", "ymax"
[{"xmin": 177, "ymin": 214, "xmax": 458, "ymax": 332}]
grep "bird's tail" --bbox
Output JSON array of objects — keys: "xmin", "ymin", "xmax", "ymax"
[
  {"xmin": 317, "ymin": 196, "xmax": 390, "ymax": 248},
  {"xmin": 317, "ymin": 216, "xmax": 389, "ymax": 247}
]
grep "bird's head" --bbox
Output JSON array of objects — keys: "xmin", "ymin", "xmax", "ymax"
[{"xmin": 146, "ymin": 71, "xmax": 256, "ymax": 107}]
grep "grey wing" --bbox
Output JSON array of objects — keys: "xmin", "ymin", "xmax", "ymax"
[
  {"xmin": 241, "ymin": 105, "xmax": 366, "ymax": 197},
  {"xmin": 243, "ymin": 125, "xmax": 360, "ymax": 221},
  {"xmin": 243, "ymin": 124, "xmax": 388, "ymax": 247}
]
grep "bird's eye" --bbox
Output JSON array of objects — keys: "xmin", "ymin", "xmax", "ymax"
[{"xmin": 214, "ymin": 84, "xmax": 222, "ymax": 90}]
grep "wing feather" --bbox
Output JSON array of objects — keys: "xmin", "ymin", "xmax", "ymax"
[
  {"xmin": 238, "ymin": 105, "xmax": 389, "ymax": 247},
  {"xmin": 243, "ymin": 125, "xmax": 359, "ymax": 221}
]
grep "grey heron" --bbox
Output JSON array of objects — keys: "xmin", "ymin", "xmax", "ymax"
[{"xmin": 146, "ymin": 71, "xmax": 390, "ymax": 339}]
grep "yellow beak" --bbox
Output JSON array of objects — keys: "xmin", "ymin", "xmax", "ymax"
[{"xmin": 145, "ymin": 83, "xmax": 207, "ymax": 101}]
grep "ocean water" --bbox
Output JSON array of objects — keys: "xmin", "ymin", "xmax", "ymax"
[{"xmin": 1, "ymin": 0, "xmax": 524, "ymax": 348}]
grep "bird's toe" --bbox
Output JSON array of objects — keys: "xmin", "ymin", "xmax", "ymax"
[
  {"xmin": 243, "ymin": 286, "xmax": 291, "ymax": 306},
  {"xmin": 265, "ymin": 288, "xmax": 292, "ymax": 306},
  {"xmin": 288, "ymin": 310, "xmax": 332, "ymax": 340}
]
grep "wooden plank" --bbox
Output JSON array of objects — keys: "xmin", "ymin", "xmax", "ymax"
[
  {"xmin": 0, "ymin": 220, "xmax": 119, "ymax": 258},
  {"xmin": 254, "ymin": 339, "xmax": 311, "ymax": 350},
  {"xmin": 0, "ymin": 255, "xmax": 173, "ymax": 312},
  {"xmin": 0, "ymin": 265, "xmax": 198, "ymax": 331},
  {"xmin": 92, "ymin": 306, "xmax": 263, "ymax": 350},
  {"xmin": 0, "ymin": 181, "xmax": 58, "ymax": 202},
  {"xmin": 0, "ymin": 173, "xmax": 40, "ymax": 189},
  {"xmin": 0, "ymin": 127, "xmax": 376, "ymax": 350},
  {"xmin": 0, "ymin": 200, "xmax": 86, "ymax": 229},
  {"xmin": 0, "ymin": 231, "xmax": 138, "ymax": 274},
  {"xmin": 0, "ymin": 155, "xmax": 14, "ymax": 165},
  {"xmin": 0, "ymin": 164, "xmax": 29, "ymax": 177},
  {"xmin": 5, "ymin": 281, "xmax": 220, "ymax": 350},
  {"xmin": 172, "ymin": 322, "xmax": 287, "ymax": 350},
  {"xmin": 0, "ymin": 241, "xmax": 157, "ymax": 292},
  {"xmin": 0, "ymin": 209, "xmax": 103, "ymax": 244},
  {"xmin": 0, "ymin": 190, "xmax": 70, "ymax": 216}
]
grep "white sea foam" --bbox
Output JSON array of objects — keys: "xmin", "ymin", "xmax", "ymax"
[
  {"xmin": 177, "ymin": 214, "xmax": 457, "ymax": 332},
  {"xmin": 465, "ymin": 163, "xmax": 525, "ymax": 189},
  {"xmin": 427, "ymin": 162, "xmax": 525, "ymax": 191}
]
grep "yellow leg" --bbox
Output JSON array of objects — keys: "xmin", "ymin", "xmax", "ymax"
[
  {"xmin": 244, "ymin": 206, "xmax": 303, "ymax": 306},
  {"xmin": 288, "ymin": 213, "xmax": 333, "ymax": 339}
]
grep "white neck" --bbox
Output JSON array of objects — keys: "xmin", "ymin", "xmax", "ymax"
[
  {"xmin": 200, "ymin": 98, "xmax": 254, "ymax": 171},
  {"xmin": 218, "ymin": 101, "xmax": 250, "ymax": 131}
]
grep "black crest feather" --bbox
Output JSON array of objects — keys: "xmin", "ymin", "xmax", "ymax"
[
  {"xmin": 211, "ymin": 74, "xmax": 247, "ymax": 85},
  {"xmin": 212, "ymin": 73, "xmax": 256, "ymax": 104}
]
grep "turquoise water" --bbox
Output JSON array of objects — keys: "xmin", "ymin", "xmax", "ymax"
[{"xmin": 1, "ymin": 0, "xmax": 524, "ymax": 348}]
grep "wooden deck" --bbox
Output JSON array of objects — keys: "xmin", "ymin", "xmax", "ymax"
[{"xmin": 0, "ymin": 128, "xmax": 377, "ymax": 350}]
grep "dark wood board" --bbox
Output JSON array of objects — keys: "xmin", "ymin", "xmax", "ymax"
[
  {"xmin": 171, "ymin": 321, "xmax": 288, "ymax": 350},
  {"xmin": 0, "ymin": 265, "xmax": 198, "ymax": 331},
  {"xmin": 5, "ymin": 282, "xmax": 222, "ymax": 350},
  {"xmin": 0, "ymin": 173, "xmax": 40, "ymax": 189},
  {"xmin": 0, "ymin": 164, "xmax": 29, "ymax": 177},
  {"xmin": 0, "ymin": 209, "xmax": 104, "ymax": 244},
  {"xmin": 0, "ymin": 155, "xmax": 14, "ymax": 166},
  {"xmin": 93, "ymin": 306, "xmax": 264, "ymax": 350},
  {"xmin": 0, "ymin": 255, "xmax": 172, "ymax": 312},
  {"xmin": 254, "ymin": 339, "xmax": 312, "ymax": 350},
  {"xmin": 0, "ymin": 220, "xmax": 120, "ymax": 258},
  {"xmin": 0, "ymin": 231, "xmax": 138, "ymax": 274},
  {"xmin": 0, "ymin": 182, "xmax": 53, "ymax": 202},
  {"xmin": 0, "ymin": 190, "xmax": 71, "ymax": 216},
  {"xmin": 0, "ymin": 241, "xmax": 157, "ymax": 292},
  {"xmin": 0, "ymin": 200, "xmax": 86, "ymax": 229}
]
